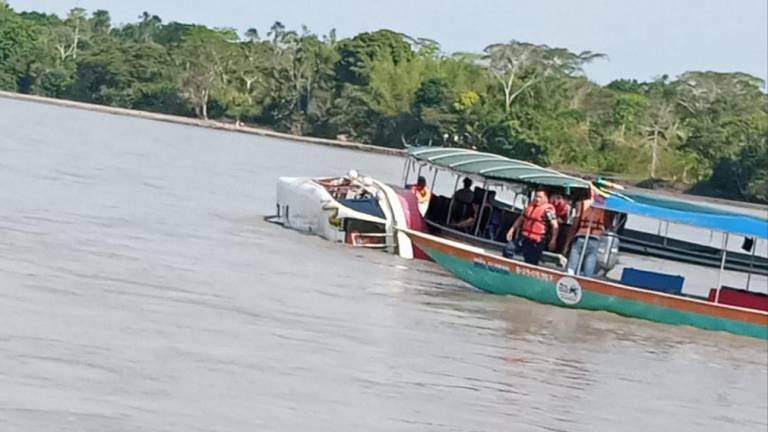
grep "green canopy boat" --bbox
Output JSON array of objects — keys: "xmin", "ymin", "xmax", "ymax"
[{"xmin": 400, "ymin": 146, "xmax": 768, "ymax": 339}]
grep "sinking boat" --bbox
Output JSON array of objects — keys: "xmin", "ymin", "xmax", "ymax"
[{"xmin": 267, "ymin": 172, "xmax": 428, "ymax": 259}]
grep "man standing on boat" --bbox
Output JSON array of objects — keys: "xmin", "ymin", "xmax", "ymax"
[
  {"xmin": 503, "ymin": 189, "xmax": 559, "ymax": 265},
  {"xmin": 565, "ymin": 193, "xmax": 613, "ymax": 276}
]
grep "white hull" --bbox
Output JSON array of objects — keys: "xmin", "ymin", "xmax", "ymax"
[{"xmin": 274, "ymin": 176, "xmax": 419, "ymax": 259}]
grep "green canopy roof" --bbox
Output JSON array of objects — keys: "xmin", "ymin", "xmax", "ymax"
[{"xmin": 407, "ymin": 147, "xmax": 591, "ymax": 192}]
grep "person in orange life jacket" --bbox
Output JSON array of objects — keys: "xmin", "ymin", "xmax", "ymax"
[
  {"xmin": 550, "ymin": 193, "xmax": 571, "ymax": 224},
  {"xmin": 565, "ymin": 195, "xmax": 613, "ymax": 276},
  {"xmin": 410, "ymin": 176, "xmax": 432, "ymax": 215},
  {"xmin": 502, "ymin": 189, "xmax": 559, "ymax": 265}
]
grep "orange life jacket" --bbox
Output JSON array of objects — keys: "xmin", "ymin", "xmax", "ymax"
[
  {"xmin": 410, "ymin": 185, "xmax": 431, "ymax": 203},
  {"xmin": 520, "ymin": 203, "xmax": 554, "ymax": 243},
  {"xmin": 577, "ymin": 205, "xmax": 606, "ymax": 236}
]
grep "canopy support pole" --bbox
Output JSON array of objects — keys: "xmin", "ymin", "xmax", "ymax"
[
  {"xmin": 401, "ymin": 158, "xmax": 411, "ymax": 187},
  {"xmin": 416, "ymin": 164, "xmax": 423, "ymax": 182},
  {"xmin": 714, "ymin": 233, "xmax": 729, "ymax": 304},
  {"xmin": 576, "ymin": 205, "xmax": 595, "ymax": 276},
  {"xmin": 474, "ymin": 181, "xmax": 489, "ymax": 237},
  {"xmin": 431, "ymin": 167, "xmax": 439, "ymax": 192},
  {"xmin": 746, "ymin": 240, "xmax": 756, "ymax": 291},
  {"xmin": 446, "ymin": 175, "xmax": 460, "ymax": 225}
]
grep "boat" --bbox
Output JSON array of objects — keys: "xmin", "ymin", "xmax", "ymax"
[
  {"xmin": 267, "ymin": 172, "xmax": 428, "ymax": 260},
  {"xmin": 398, "ymin": 146, "xmax": 768, "ymax": 339},
  {"xmin": 616, "ymin": 198, "xmax": 768, "ymax": 276}
]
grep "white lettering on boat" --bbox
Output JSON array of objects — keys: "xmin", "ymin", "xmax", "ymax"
[
  {"xmin": 473, "ymin": 257, "xmax": 557, "ymax": 282},
  {"xmin": 514, "ymin": 266, "xmax": 554, "ymax": 283},
  {"xmin": 472, "ymin": 258, "xmax": 510, "ymax": 274}
]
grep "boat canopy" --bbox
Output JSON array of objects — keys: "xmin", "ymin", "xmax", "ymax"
[
  {"xmin": 596, "ymin": 190, "xmax": 768, "ymax": 239},
  {"xmin": 407, "ymin": 147, "xmax": 591, "ymax": 195}
]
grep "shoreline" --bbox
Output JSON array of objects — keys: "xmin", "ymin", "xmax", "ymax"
[
  {"xmin": 2, "ymin": 91, "xmax": 766, "ymax": 213},
  {"xmin": 0, "ymin": 91, "xmax": 404, "ymax": 157}
]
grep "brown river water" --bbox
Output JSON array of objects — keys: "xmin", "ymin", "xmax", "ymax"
[{"xmin": 0, "ymin": 98, "xmax": 766, "ymax": 431}]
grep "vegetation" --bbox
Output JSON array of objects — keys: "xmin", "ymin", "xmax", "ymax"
[{"xmin": 2, "ymin": 3, "xmax": 766, "ymax": 202}]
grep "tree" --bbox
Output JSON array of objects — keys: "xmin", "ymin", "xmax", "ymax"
[
  {"xmin": 91, "ymin": 9, "xmax": 111, "ymax": 34},
  {"xmin": 641, "ymin": 100, "xmax": 677, "ymax": 178},
  {"xmin": 174, "ymin": 28, "xmax": 234, "ymax": 119},
  {"xmin": 245, "ymin": 27, "xmax": 259, "ymax": 42},
  {"xmin": 612, "ymin": 92, "xmax": 648, "ymax": 141},
  {"xmin": 364, "ymin": 55, "xmax": 426, "ymax": 116},
  {"xmin": 0, "ymin": 4, "xmax": 38, "ymax": 90},
  {"xmin": 335, "ymin": 30, "xmax": 414, "ymax": 85},
  {"xmin": 673, "ymin": 71, "xmax": 765, "ymax": 116},
  {"xmin": 482, "ymin": 41, "xmax": 605, "ymax": 112},
  {"xmin": 69, "ymin": 38, "xmax": 171, "ymax": 107},
  {"xmin": 675, "ymin": 72, "xmax": 767, "ymax": 182}
]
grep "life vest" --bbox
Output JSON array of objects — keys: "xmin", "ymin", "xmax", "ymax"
[
  {"xmin": 552, "ymin": 199, "xmax": 570, "ymax": 222},
  {"xmin": 520, "ymin": 203, "xmax": 554, "ymax": 243},
  {"xmin": 410, "ymin": 185, "xmax": 431, "ymax": 203},
  {"xmin": 577, "ymin": 205, "xmax": 606, "ymax": 236}
]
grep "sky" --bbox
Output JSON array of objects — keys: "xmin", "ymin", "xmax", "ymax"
[{"xmin": 8, "ymin": 0, "xmax": 768, "ymax": 85}]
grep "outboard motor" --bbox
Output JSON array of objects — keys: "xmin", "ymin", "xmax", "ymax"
[{"xmin": 596, "ymin": 231, "xmax": 620, "ymax": 273}]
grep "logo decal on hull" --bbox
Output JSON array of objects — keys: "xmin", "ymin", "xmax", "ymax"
[{"xmin": 556, "ymin": 277, "xmax": 582, "ymax": 305}]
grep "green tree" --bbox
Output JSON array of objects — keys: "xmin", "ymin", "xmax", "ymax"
[
  {"xmin": 91, "ymin": 10, "xmax": 111, "ymax": 35},
  {"xmin": 174, "ymin": 28, "xmax": 235, "ymax": 119},
  {"xmin": 335, "ymin": 30, "xmax": 414, "ymax": 85},
  {"xmin": 0, "ymin": 4, "xmax": 38, "ymax": 90},
  {"xmin": 482, "ymin": 41, "xmax": 605, "ymax": 112}
]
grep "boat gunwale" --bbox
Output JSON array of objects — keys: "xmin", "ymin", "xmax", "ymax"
[{"xmin": 399, "ymin": 226, "xmax": 768, "ymax": 324}]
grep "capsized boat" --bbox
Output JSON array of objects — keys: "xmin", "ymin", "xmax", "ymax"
[
  {"xmin": 267, "ymin": 171, "xmax": 428, "ymax": 259},
  {"xmin": 399, "ymin": 146, "xmax": 768, "ymax": 339}
]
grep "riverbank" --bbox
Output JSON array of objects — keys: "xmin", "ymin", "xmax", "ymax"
[
  {"xmin": 2, "ymin": 91, "xmax": 766, "ymax": 213},
  {"xmin": 0, "ymin": 91, "xmax": 404, "ymax": 157}
]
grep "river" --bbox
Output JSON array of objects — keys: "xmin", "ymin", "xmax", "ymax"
[{"xmin": 1, "ymin": 97, "xmax": 766, "ymax": 431}]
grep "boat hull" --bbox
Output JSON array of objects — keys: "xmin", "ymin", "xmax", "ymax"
[
  {"xmin": 403, "ymin": 229, "xmax": 768, "ymax": 340},
  {"xmin": 274, "ymin": 176, "xmax": 428, "ymax": 259}
]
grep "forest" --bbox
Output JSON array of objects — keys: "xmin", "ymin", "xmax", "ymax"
[{"xmin": 2, "ymin": 3, "xmax": 766, "ymax": 202}]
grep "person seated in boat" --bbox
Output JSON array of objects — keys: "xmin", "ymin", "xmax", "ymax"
[
  {"xmin": 565, "ymin": 193, "xmax": 614, "ymax": 276},
  {"xmin": 503, "ymin": 189, "xmax": 559, "ymax": 265},
  {"xmin": 452, "ymin": 190, "xmax": 495, "ymax": 233},
  {"xmin": 410, "ymin": 176, "xmax": 432, "ymax": 215},
  {"xmin": 450, "ymin": 177, "xmax": 475, "ymax": 221},
  {"xmin": 453, "ymin": 178, "xmax": 474, "ymax": 205}
]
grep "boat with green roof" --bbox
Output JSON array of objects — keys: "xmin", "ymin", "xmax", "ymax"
[{"xmin": 398, "ymin": 146, "xmax": 768, "ymax": 339}]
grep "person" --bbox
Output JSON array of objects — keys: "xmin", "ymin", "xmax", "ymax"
[
  {"xmin": 450, "ymin": 177, "xmax": 475, "ymax": 223},
  {"xmin": 453, "ymin": 190, "xmax": 495, "ymax": 234},
  {"xmin": 410, "ymin": 176, "xmax": 432, "ymax": 215},
  {"xmin": 502, "ymin": 189, "xmax": 558, "ymax": 265},
  {"xmin": 550, "ymin": 193, "xmax": 571, "ymax": 224},
  {"xmin": 565, "ymin": 194, "xmax": 613, "ymax": 276},
  {"xmin": 453, "ymin": 178, "xmax": 474, "ymax": 205}
]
